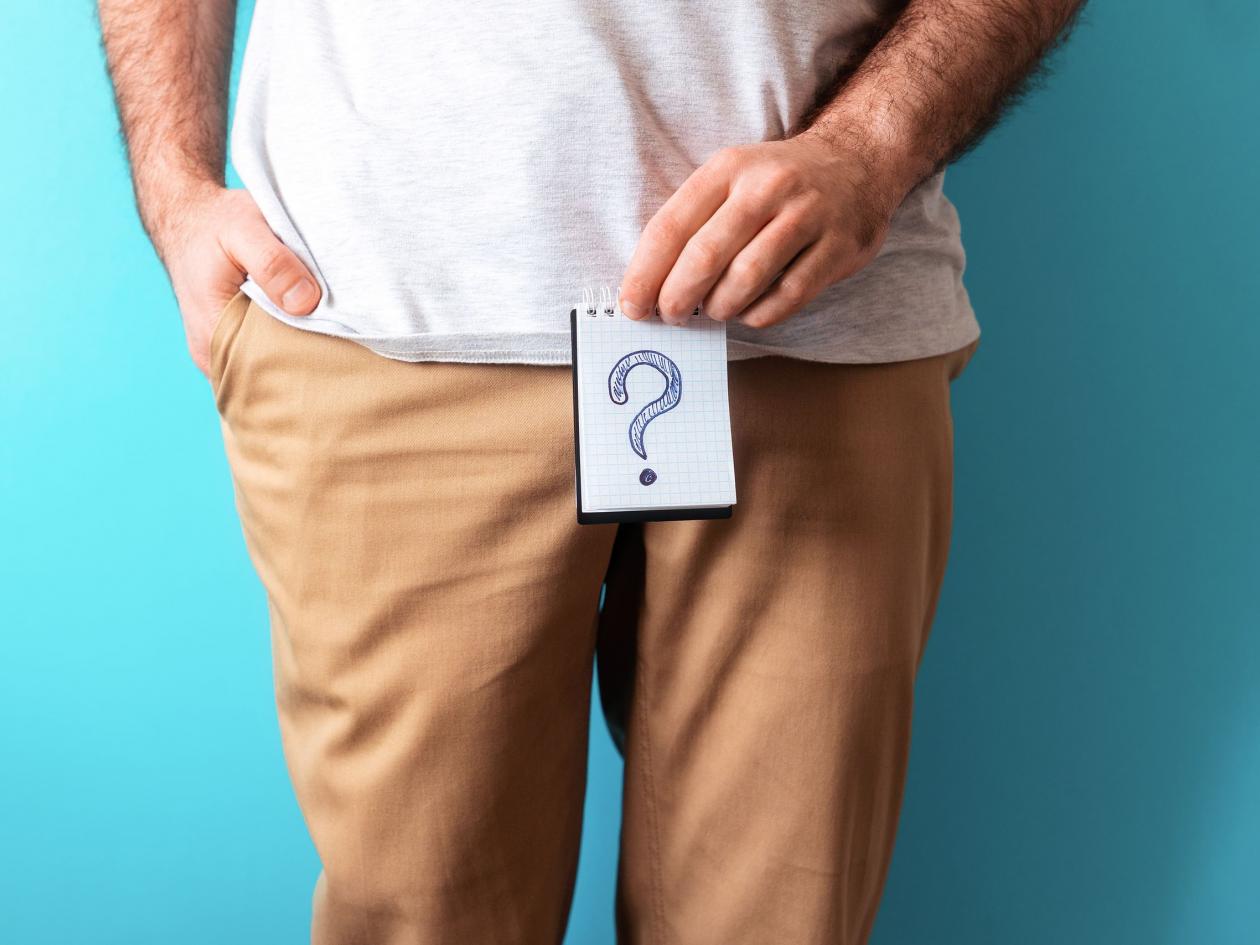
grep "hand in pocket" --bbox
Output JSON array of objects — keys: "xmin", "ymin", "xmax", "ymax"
[{"xmin": 154, "ymin": 185, "xmax": 322, "ymax": 378}]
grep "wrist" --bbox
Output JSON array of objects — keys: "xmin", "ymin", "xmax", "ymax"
[
  {"xmin": 795, "ymin": 96, "xmax": 937, "ymax": 210},
  {"xmin": 139, "ymin": 171, "xmax": 224, "ymax": 263}
]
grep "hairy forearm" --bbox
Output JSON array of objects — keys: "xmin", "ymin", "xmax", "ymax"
[
  {"xmin": 97, "ymin": 0, "xmax": 237, "ymax": 259},
  {"xmin": 799, "ymin": 0, "xmax": 1085, "ymax": 205}
]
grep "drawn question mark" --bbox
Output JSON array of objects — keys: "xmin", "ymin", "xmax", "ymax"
[{"xmin": 608, "ymin": 350, "xmax": 682, "ymax": 486}]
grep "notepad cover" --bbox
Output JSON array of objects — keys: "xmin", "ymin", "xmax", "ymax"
[{"xmin": 571, "ymin": 304, "xmax": 737, "ymax": 524}]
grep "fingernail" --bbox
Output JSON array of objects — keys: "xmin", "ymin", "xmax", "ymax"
[
  {"xmin": 620, "ymin": 297, "xmax": 646, "ymax": 320},
  {"xmin": 282, "ymin": 279, "xmax": 318, "ymax": 312}
]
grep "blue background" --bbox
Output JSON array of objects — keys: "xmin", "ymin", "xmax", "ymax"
[{"xmin": 2, "ymin": 3, "xmax": 1257, "ymax": 942}]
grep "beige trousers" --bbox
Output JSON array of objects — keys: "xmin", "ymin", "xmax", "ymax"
[{"xmin": 208, "ymin": 290, "xmax": 977, "ymax": 945}]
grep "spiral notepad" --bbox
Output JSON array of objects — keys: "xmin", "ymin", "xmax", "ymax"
[{"xmin": 570, "ymin": 287, "xmax": 737, "ymax": 524}]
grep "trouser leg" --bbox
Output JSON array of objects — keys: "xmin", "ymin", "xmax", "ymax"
[
  {"xmin": 604, "ymin": 345, "xmax": 976, "ymax": 944},
  {"xmin": 211, "ymin": 298, "xmax": 618, "ymax": 944}
]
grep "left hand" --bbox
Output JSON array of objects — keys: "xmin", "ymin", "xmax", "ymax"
[{"xmin": 619, "ymin": 133, "xmax": 903, "ymax": 329}]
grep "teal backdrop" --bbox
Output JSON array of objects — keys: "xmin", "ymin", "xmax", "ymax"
[{"xmin": 2, "ymin": 3, "xmax": 1256, "ymax": 943}]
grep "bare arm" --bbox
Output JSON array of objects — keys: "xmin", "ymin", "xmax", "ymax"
[
  {"xmin": 98, "ymin": 0, "xmax": 234, "ymax": 253},
  {"xmin": 618, "ymin": 0, "xmax": 1086, "ymax": 329},
  {"xmin": 98, "ymin": 0, "xmax": 319, "ymax": 377},
  {"xmin": 797, "ymin": 0, "xmax": 1086, "ymax": 204}
]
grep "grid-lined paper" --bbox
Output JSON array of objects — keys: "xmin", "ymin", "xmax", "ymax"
[{"xmin": 575, "ymin": 300, "xmax": 736, "ymax": 514}]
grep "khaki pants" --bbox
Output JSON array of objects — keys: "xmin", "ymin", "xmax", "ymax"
[{"xmin": 209, "ymin": 291, "xmax": 977, "ymax": 945}]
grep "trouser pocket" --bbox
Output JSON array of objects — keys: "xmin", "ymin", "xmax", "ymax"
[{"xmin": 208, "ymin": 288, "xmax": 250, "ymax": 402}]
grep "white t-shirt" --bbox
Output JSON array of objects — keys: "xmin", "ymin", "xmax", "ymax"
[{"xmin": 230, "ymin": 0, "xmax": 979, "ymax": 365}]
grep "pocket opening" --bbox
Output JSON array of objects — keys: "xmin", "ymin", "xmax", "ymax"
[{"xmin": 208, "ymin": 287, "xmax": 249, "ymax": 388}]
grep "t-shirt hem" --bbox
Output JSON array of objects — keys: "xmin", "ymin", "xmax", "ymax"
[{"xmin": 242, "ymin": 280, "xmax": 981, "ymax": 367}]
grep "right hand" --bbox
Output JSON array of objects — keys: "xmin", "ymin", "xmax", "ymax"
[{"xmin": 156, "ymin": 185, "xmax": 321, "ymax": 378}]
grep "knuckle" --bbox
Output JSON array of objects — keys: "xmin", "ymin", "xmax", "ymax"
[
  {"xmin": 657, "ymin": 290, "xmax": 685, "ymax": 317},
  {"xmin": 723, "ymin": 199, "xmax": 764, "ymax": 235},
  {"xmin": 741, "ymin": 308, "xmax": 775, "ymax": 329},
  {"xmin": 619, "ymin": 273, "xmax": 656, "ymax": 302},
  {"xmin": 705, "ymin": 290, "xmax": 744, "ymax": 322},
  {"xmin": 728, "ymin": 256, "xmax": 768, "ymax": 294},
  {"xmin": 710, "ymin": 145, "xmax": 743, "ymax": 173},
  {"xmin": 776, "ymin": 277, "xmax": 809, "ymax": 307},
  {"xmin": 742, "ymin": 177, "xmax": 780, "ymax": 207},
  {"xmin": 748, "ymin": 165, "xmax": 796, "ymax": 202},
  {"xmin": 256, "ymin": 246, "xmax": 292, "ymax": 282},
  {"xmin": 765, "ymin": 162, "xmax": 797, "ymax": 188},
  {"xmin": 777, "ymin": 203, "xmax": 814, "ymax": 233},
  {"xmin": 649, "ymin": 213, "xmax": 686, "ymax": 247},
  {"xmin": 702, "ymin": 294, "xmax": 728, "ymax": 320},
  {"xmin": 789, "ymin": 171, "xmax": 821, "ymax": 197},
  {"xmin": 685, "ymin": 235, "xmax": 724, "ymax": 275}
]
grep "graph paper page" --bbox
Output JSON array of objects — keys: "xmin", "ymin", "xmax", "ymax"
[{"xmin": 575, "ymin": 303, "xmax": 736, "ymax": 514}]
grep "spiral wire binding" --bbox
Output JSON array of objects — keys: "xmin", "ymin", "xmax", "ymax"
[
  {"xmin": 580, "ymin": 285, "xmax": 622, "ymax": 317},
  {"xmin": 579, "ymin": 285, "xmax": 702, "ymax": 320}
]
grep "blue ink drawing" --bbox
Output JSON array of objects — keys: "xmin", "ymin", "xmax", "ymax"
[{"xmin": 608, "ymin": 350, "xmax": 682, "ymax": 485}]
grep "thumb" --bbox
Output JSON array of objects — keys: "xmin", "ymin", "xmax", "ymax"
[{"xmin": 221, "ymin": 214, "xmax": 322, "ymax": 316}]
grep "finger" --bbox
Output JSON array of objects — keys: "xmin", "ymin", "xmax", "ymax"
[
  {"xmin": 619, "ymin": 157, "xmax": 733, "ymax": 323},
  {"xmin": 219, "ymin": 215, "xmax": 321, "ymax": 315},
  {"xmin": 656, "ymin": 193, "xmax": 777, "ymax": 325},
  {"xmin": 703, "ymin": 213, "xmax": 815, "ymax": 321},
  {"xmin": 736, "ymin": 239, "xmax": 833, "ymax": 329}
]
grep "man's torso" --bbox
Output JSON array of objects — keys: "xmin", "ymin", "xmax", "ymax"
[{"xmin": 230, "ymin": 0, "xmax": 978, "ymax": 364}]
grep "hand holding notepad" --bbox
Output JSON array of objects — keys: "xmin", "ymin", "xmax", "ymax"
[{"xmin": 570, "ymin": 288, "xmax": 737, "ymax": 524}]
